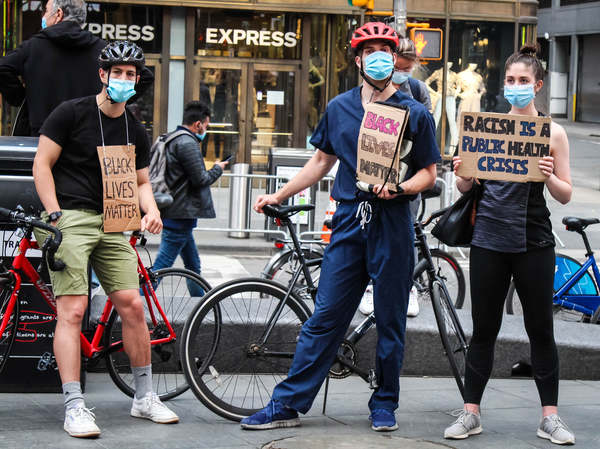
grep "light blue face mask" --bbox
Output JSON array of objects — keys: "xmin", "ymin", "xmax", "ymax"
[
  {"xmin": 196, "ymin": 132, "xmax": 207, "ymax": 141},
  {"xmin": 363, "ymin": 51, "xmax": 394, "ymax": 81},
  {"xmin": 504, "ymin": 84, "xmax": 535, "ymax": 109},
  {"xmin": 107, "ymin": 78, "xmax": 136, "ymax": 103},
  {"xmin": 41, "ymin": 17, "xmax": 48, "ymax": 29},
  {"xmin": 392, "ymin": 70, "xmax": 411, "ymax": 85}
]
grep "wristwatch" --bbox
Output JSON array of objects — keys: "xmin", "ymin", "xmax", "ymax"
[
  {"xmin": 395, "ymin": 184, "xmax": 405, "ymax": 195},
  {"xmin": 47, "ymin": 211, "xmax": 63, "ymax": 223}
]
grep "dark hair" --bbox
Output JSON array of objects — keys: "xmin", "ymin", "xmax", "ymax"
[
  {"xmin": 182, "ymin": 101, "xmax": 211, "ymax": 125},
  {"xmin": 504, "ymin": 44, "xmax": 544, "ymax": 81}
]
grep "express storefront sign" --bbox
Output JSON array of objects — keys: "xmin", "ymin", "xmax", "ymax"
[
  {"xmin": 205, "ymin": 28, "xmax": 298, "ymax": 48},
  {"xmin": 82, "ymin": 23, "xmax": 155, "ymax": 42}
]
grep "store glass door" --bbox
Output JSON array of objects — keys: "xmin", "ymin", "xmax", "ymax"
[
  {"xmin": 193, "ymin": 62, "xmax": 247, "ymax": 163},
  {"xmin": 249, "ymin": 64, "xmax": 298, "ymax": 171},
  {"xmin": 193, "ymin": 61, "xmax": 299, "ymax": 171}
]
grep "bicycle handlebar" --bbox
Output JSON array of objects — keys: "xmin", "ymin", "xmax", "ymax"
[{"xmin": 0, "ymin": 207, "xmax": 66, "ymax": 271}]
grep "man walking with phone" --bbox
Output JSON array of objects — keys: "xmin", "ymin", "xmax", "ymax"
[{"xmin": 152, "ymin": 101, "xmax": 228, "ymax": 284}]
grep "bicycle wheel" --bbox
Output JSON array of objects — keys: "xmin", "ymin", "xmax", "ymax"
[
  {"xmin": 430, "ymin": 279, "xmax": 467, "ymax": 399},
  {"xmin": 105, "ymin": 268, "xmax": 211, "ymax": 401},
  {"xmin": 262, "ymin": 248, "xmax": 323, "ymax": 304},
  {"xmin": 181, "ymin": 278, "xmax": 310, "ymax": 421},
  {"xmin": 0, "ymin": 277, "xmax": 19, "ymax": 374},
  {"xmin": 506, "ymin": 253, "xmax": 598, "ymax": 321},
  {"xmin": 414, "ymin": 249, "xmax": 466, "ymax": 308}
]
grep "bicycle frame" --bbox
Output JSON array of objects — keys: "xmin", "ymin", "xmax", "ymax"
[
  {"xmin": 553, "ymin": 254, "xmax": 600, "ymax": 317},
  {"xmin": 1, "ymin": 229, "xmax": 177, "ymax": 362}
]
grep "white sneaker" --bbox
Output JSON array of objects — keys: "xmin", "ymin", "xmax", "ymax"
[
  {"xmin": 407, "ymin": 286, "xmax": 420, "ymax": 317},
  {"xmin": 359, "ymin": 285, "xmax": 374, "ymax": 315},
  {"xmin": 64, "ymin": 406, "xmax": 101, "ymax": 438},
  {"xmin": 131, "ymin": 392, "xmax": 179, "ymax": 424}
]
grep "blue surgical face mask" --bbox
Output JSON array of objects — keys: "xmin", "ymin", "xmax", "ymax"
[
  {"xmin": 107, "ymin": 78, "xmax": 136, "ymax": 103},
  {"xmin": 41, "ymin": 17, "xmax": 48, "ymax": 29},
  {"xmin": 504, "ymin": 84, "xmax": 535, "ymax": 108},
  {"xmin": 392, "ymin": 70, "xmax": 411, "ymax": 85},
  {"xmin": 196, "ymin": 132, "xmax": 207, "ymax": 141},
  {"xmin": 363, "ymin": 51, "xmax": 394, "ymax": 81}
]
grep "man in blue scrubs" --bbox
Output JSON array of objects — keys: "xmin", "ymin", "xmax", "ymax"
[{"xmin": 244, "ymin": 22, "xmax": 441, "ymax": 432}]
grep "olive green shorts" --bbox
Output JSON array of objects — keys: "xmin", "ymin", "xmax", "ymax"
[{"xmin": 34, "ymin": 209, "xmax": 139, "ymax": 296}]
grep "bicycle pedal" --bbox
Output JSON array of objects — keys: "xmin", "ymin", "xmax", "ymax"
[{"xmin": 368, "ymin": 369, "xmax": 378, "ymax": 390}]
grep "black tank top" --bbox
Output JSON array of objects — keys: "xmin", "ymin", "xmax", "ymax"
[{"xmin": 471, "ymin": 180, "xmax": 554, "ymax": 253}]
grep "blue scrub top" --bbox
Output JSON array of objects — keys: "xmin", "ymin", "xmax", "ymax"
[{"xmin": 310, "ymin": 86, "xmax": 440, "ymax": 202}]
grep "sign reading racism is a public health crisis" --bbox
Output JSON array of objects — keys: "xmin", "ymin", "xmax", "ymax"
[
  {"xmin": 456, "ymin": 111, "xmax": 551, "ymax": 183},
  {"xmin": 356, "ymin": 102, "xmax": 410, "ymax": 192}
]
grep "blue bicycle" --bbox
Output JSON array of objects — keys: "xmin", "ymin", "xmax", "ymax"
[{"xmin": 506, "ymin": 216, "xmax": 600, "ymax": 323}]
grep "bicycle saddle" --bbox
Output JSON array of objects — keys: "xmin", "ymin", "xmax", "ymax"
[
  {"xmin": 262, "ymin": 204, "xmax": 315, "ymax": 219},
  {"xmin": 562, "ymin": 216, "xmax": 600, "ymax": 232}
]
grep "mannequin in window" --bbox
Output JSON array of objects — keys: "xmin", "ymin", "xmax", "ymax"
[
  {"xmin": 425, "ymin": 62, "xmax": 461, "ymax": 153},
  {"xmin": 308, "ymin": 56, "xmax": 325, "ymax": 132},
  {"xmin": 457, "ymin": 62, "xmax": 486, "ymax": 116}
]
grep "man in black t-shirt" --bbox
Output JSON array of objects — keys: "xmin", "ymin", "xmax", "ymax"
[{"xmin": 32, "ymin": 41, "xmax": 178, "ymax": 438}]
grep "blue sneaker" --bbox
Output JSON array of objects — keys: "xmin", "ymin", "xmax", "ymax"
[
  {"xmin": 369, "ymin": 409, "xmax": 398, "ymax": 431},
  {"xmin": 240, "ymin": 400, "xmax": 300, "ymax": 430}
]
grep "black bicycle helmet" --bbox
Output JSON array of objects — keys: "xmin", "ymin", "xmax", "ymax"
[{"xmin": 98, "ymin": 40, "xmax": 145, "ymax": 72}]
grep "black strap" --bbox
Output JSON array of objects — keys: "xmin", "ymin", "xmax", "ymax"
[{"xmin": 165, "ymin": 130, "xmax": 192, "ymax": 197}]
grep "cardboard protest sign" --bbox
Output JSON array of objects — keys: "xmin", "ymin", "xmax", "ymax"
[
  {"xmin": 356, "ymin": 102, "xmax": 410, "ymax": 192},
  {"xmin": 97, "ymin": 145, "xmax": 141, "ymax": 232},
  {"xmin": 456, "ymin": 111, "xmax": 551, "ymax": 183}
]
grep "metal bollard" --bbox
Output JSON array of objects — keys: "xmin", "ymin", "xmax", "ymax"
[{"xmin": 228, "ymin": 163, "xmax": 251, "ymax": 238}]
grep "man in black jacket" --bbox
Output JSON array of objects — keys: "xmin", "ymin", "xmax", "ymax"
[
  {"xmin": 152, "ymin": 101, "xmax": 228, "ymax": 288},
  {"xmin": 0, "ymin": 0, "xmax": 152, "ymax": 136}
]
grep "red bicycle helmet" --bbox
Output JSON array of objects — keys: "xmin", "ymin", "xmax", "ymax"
[{"xmin": 351, "ymin": 22, "xmax": 399, "ymax": 52}]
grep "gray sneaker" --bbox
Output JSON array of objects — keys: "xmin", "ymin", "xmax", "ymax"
[
  {"xmin": 537, "ymin": 414, "xmax": 575, "ymax": 445},
  {"xmin": 444, "ymin": 410, "xmax": 482, "ymax": 439}
]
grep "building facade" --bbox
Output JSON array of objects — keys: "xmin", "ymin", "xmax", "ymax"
[
  {"xmin": 538, "ymin": 0, "xmax": 600, "ymax": 123},
  {"xmin": 1, "ymin": 0, "xmax": 538, "ymax": 169}
]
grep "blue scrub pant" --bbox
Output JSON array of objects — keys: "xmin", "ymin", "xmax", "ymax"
[{"xmin": 272, "ymin": 200, "xmax": 414, "ymax": 413}]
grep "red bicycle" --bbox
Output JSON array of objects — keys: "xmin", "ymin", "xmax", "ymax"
[{"xmin": 0, "ymin": 207, "xmax": 210, "ymax": 400}]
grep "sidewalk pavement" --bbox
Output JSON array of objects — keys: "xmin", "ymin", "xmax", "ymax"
[{"xmin": 2, "ymin": 373, "xmax": 598, "ymax": 449}]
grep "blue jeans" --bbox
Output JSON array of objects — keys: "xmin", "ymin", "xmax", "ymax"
[
  {"xmin": 272, "ymin": 200, "xmax": 414, "ymax": 413},
  {"xmin": 152, "ymin": 226, "xmax": 204, "ymax": 297}
]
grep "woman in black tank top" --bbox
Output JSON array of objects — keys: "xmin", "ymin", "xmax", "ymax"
[{"xmin": 443, "ymin": 46, "xmax": 575, "ymax": 445}]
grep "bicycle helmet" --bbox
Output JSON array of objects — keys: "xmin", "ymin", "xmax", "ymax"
[
  {"xmin": 351, "ymin": 22, "xmax": 399, "ymax": 54},
  {"xmin": 98, "ymin": 40, "xmax": 145, "ymax": 72}
]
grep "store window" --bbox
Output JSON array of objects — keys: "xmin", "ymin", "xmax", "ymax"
[
  {"xmin": 329, "ymin": 15, "xmax": 359, "ymax": 100},
  {"xmin": 195, "ymin": 10, "xmax": 302, "ymax": 59},
  {"xmin": 85, "ymin": 3, "xmax": 163, "ymax": 55},
  {"xmin": 438, "ymin": 20, "xmax": 514, "ymax": 154}
]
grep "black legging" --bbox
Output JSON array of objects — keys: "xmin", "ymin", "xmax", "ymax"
[{"xmin": 464, "ymin": 245, "xmax": 559, "ymax": 406}]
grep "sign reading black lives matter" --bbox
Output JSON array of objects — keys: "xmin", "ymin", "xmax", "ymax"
[
  {"xmin": 456, "ymin": 111, "xmax": 551, "ymax": 183},
  {"xmin": 356, "ymin": 102, "xmax": 410, "ymax": 192},
  {"xmin": 97, "ymin": 145, "xmax": 141, "ymax": 232}
]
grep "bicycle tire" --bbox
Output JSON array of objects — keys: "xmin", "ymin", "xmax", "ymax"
[
  {"xmin": 105, "ymin": 267, "xmax": 211, "ymax": 401},
  {"xmin": 181, "ymin": 278, "xmax": 310, "ymax": 421},
  {"xmin": 262, "ymin": 247, "xmax": 323, "ymax": 304},
  {"xmin": 591, "ymin": 306, "xmax": 600, "ymax": 324},
  {"xmin": 0, "ymin": 278, "xmax": 19, "ymax": 374},
  {"xmin": 414, "ymin": 249, "xmax": 466, "ymax": 309},
  {"xmin": 506, "ymin": 253, "xmax": 598, "ymax": 321},
  {"xmin": 430, "ymin": 279, "xmax": 467, "ymax": 399}
]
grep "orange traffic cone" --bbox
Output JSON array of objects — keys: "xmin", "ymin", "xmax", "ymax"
[{"xmin": 321, "ymin": 196, "xmax": 336, "ymax": 243}]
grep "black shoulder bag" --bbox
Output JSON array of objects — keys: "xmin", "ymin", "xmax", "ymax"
[{"xmin": 431, "ymin": 181, "xmax": 482, "ymax": 247}]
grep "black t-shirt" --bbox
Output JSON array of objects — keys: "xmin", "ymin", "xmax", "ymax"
[{"xmin": 40, "ymin": 95, "xmax": 150, "ymax": 213}]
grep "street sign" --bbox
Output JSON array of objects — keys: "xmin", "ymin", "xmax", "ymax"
[{"xmin": 409, "ymin": 28, "xmax": 443, "ymax": 60}]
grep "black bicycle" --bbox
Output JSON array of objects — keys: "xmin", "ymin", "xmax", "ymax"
[
  {"xmin": 180, "ymin": 203, "xmax": 468, "ymax": 421},
  {"xmin": 260, "ymin": 188, "xmax": 466, "ymax": 309}
]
